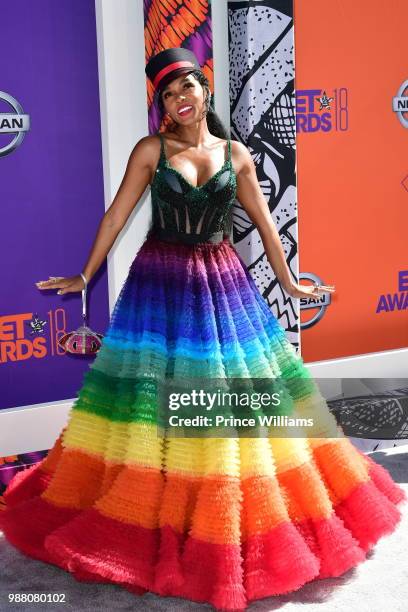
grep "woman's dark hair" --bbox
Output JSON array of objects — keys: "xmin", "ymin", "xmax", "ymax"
[{"xmin": 157, "ymin": 69, "xmax": 230, "ymax": 139}]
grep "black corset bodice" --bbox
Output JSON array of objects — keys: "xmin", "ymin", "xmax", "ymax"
[{"xmin": 149, "ymin": 133, "xmax": 237, "ymax": 244}]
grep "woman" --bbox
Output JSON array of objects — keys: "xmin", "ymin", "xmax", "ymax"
[{"xmin": 1, "ymin": 47, "xmax": 405, "ymax": 611}]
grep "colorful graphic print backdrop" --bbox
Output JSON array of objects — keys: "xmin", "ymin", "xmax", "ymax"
[
  {"xmin": 0, "ymin": 0, "xmax": 109, "ymax": 411},
  {"xmin": 227, "ymin": 0, "xmax": 299, "ymax": 349},
  {"xmin": 144, "ymin": 0, "xmax": 214, "ymax": 134}
]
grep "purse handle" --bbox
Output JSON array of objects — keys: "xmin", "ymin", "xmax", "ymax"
[{"xmin": 80, "ymin": 272, "xmax": 88, "ymax": 325}]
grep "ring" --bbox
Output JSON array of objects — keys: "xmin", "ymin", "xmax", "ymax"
[{"xmin": 313, "ymin": 282, "xmax": 322, "ymax": 296}]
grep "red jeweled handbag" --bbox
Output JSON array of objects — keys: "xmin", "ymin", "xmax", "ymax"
[{"xmin": 57, "ymin": 273, "xmax": 104, "ymax": 355}]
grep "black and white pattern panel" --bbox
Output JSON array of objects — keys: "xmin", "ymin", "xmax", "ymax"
[{"xmin": 227, "ymin": 0, "xmax": 298, "ymax": 348}]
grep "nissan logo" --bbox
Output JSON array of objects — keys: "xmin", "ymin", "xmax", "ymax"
[
  {"xmin": 0, "ymin": 91, "xmax": 30, "ymax": 157},
  {"xmin": 392, "ymin": 80, "xmax": 408, "ymax": 128},
  {"xmin": 299, "ymin": 272, "xmax": 331, "ymax": 329}
]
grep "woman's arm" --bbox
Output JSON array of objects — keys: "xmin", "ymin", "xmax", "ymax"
[
  {"xmin": 233, "ymin": 141, "xmax": 335, "ymax": 300},
  {"xmin": 36, "ymin": 136, "xmax": 158, "ymax": 295},
  {"xmin": 82, "ymin": 135, "xmax": 157, "ymax": 284}
]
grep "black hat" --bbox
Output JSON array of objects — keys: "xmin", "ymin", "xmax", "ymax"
[{"xmin": 145, "ymin": 47, "xmax": 201, "ymax": 93}]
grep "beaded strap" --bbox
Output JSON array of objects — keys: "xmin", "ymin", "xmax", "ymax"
[
  {"xmin": 80, "ymin": 272, "xmax": 88, "ymax": 323},
  {"xmin": 158, "ymin": 133, "xmax": 165, "ymax": 163}
]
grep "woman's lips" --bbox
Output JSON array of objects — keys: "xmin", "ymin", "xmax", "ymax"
[{"xmin": 177, "ymin": 105, "xmax": 193, "ymax": 117}]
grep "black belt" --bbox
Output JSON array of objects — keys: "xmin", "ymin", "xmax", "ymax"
[{"xmin": 150, "ymin": 227, "xmax": 226, "ymax": 245}]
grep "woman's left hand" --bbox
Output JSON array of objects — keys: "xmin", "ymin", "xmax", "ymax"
[{"xmin": 286, "ymin": 282, "xmax": 335, "ymax": 300}]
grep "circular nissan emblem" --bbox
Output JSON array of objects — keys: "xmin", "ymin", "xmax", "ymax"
[
  {"xmin": 299, "ymin": 272, "xmax": 331, "ymax": 329},
  {"xmin": 0, "ymin": 91, "xmax": 30, "ymax": 157},
  {"xmin": 392, "ymin": 80, "xmax": 408, "ymax": 128}
]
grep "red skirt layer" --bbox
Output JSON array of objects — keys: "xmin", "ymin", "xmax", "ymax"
[{"xmin": 1, "ymin": 449, "xmax": 405, "ymax": 611}]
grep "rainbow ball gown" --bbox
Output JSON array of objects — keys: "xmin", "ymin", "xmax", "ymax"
[{"xmin": 1, "ymin": 135, "xmax": 406, "ymax": 611}]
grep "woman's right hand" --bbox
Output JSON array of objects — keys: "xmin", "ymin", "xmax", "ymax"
[{"xmin": 35, "ymin": 274, "xmax": 86, "ymax": 295}]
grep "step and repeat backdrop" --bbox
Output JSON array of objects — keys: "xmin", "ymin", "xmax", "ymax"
[
  {"xmin": 1, "ymin": 0, "xmax": 407, "ymax": 492},
  {"xmin": 0, "ymin": 0, "xmax": 110, "ymax": 496},
  {"xmin": 295, "ymin": 0, "xmax": 408, "ymax": 362}
]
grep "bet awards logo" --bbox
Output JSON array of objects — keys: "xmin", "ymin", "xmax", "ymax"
[
  {"xmin": 392, "ymin": 80, "xmax": 408, "ymax": 128},
  {"xmin": 299, "ymin": 272, "xmax": 331, "ymax": 329},
  {"xmin": 377, "ymin": 270, "xmax": 408, "ymax": 313},
  {"xmin": 296, "ymin": 87, "xmax": 348, "ymax": 133},
  {"xmin": 0, "ymin": 309, "xmax": 70, "ymax": 363},
  {"xmin": 0, "ymin": 91, "xmax": 30, "ymax": 157}
]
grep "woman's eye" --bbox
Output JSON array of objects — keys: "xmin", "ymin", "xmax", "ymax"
[{"xmin": 164, "ymin": 82, "xmax": 193, "ymax": 99}]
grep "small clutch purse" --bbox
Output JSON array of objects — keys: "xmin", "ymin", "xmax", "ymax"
[{"xmin": 58, "ymin": 273, "xmax": 104, "ymax": 355}]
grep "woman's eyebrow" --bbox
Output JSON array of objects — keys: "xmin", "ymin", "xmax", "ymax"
[{"xmin": 162, "ymin": 77, "xmax": 191, "ymax": 94}]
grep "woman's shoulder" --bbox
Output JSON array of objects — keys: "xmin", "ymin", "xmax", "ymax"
[
  {"xmin": 127, "ymin": 135, "xmax": 162, "ymax": 183},
  {"xmin": 229, "ymin": 138, "xmax": 250, "ymax": 158},
  {"xmin": 133, "ymin": 134, "xmax": 162, "ymax": 160},
  {"xmin": 229, "ymin": 139, "xmax": 252, "ymax": 176},
  {"xmin": 138, "ymin": 133, "xmax": 162, "ymax": 147}
]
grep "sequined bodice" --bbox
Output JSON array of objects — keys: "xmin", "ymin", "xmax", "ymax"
[{"xmin": 150, "ymin": 133, "xmax": 236, "ymax": 244}]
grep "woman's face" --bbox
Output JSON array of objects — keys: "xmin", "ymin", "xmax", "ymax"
[{"xmin": 160, "ymin": 73, "xmax": 206, "ymax": 124}]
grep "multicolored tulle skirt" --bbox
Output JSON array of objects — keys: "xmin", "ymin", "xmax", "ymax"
[{"xmin": 1, "ymin": 231, "xmax": 406, "ymax": 611}]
